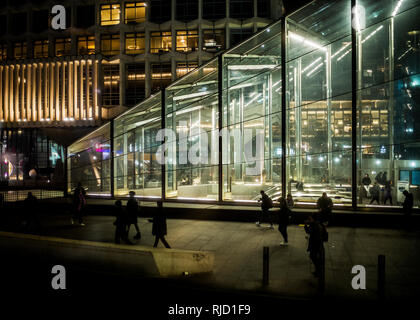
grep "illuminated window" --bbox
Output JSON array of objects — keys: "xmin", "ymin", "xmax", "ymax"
[
  {"xmin": 125, "ymin": 33, "xmax": 145, "ymax": 54},
  {"xmin": 14, "ymin": 42, "xmax": 27, "ymax": 59},
  {"xmin": 176, "ymin": 30, "xmax": 198, "ymax": 52},
  {"xmin": 125, "ymin": 2, "xmax": 146, "ymax": 24},
  {"xmin": 55, "ymin": 38, "xmax": 71, "ymax": 56},
  {"xmin": 126, "ymin": 64, "xmax": 146, "ymax": 106},
  {"xmin": 176, "ymin": 61, "xmax": 198, "ymax": 78},
  {"xmin": 101, "ymin": 4, "xmax": 121, "ymax": 26},
  {"xmin": 34, "ymin": 40, "xmax": 49, "ymax": 58},
  {"xmin": 78, "ymin": 36, "xmax": 95, "ymax": 55},
  {"xmin": 103, "ymin": 63, "xmax": 120, "ymax": 106},
  {"xmin": 203, "ymin": 29, "xmax": 225, "ymax": 52},
  {"xmin": 151, "ymin": 63, "xmax": 171, "ymax": 92},
  {"xmin": 101, "ymin": 34, "xmax": 120, "ymax": 56},
  {"xmin": 0, "ymin": 43, "xmax": 7, "ymax": 60},
  {"xmin": 150, "ymin": 31, "xmax": 172, "ymax": 54}
]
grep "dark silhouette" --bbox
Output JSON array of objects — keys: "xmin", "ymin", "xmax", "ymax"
[
  {"xmin": 316, "ymin": 192, "xmax": 333, "ymax": 224},
  {"xmin": 113, "ymin": 200, "xmax": 132, "ymax": 244},
  {"xmin": 375, "ymin": 172, "xmax": 383, "ymax": 184},
  {"xmin": 23, "ymin": 192, "xmax": 40, "ymax": 231},
  {"xmin": 286, "ymin": 193, "xmax": 294, "ymax": 209},
  {"xmin": 362, "ymin": 174, "xmax": 371, "ymax": 186},
  {"xmin": 304, "ymin": 214, "xmax": 325, "ymax": 278},
  {"xmin": 126, "ymin": 191, "xmax": 141, "ymax": 240},
  {"xmin": 369, "ymin": 182, "xmax": 380, "ymax": 205},
  {"xmin": 402, "ymin": 190, "xmax": 414, "ymax": 216},
  {"xmin": 152, "ymin": 201, "xmax": 171, "ymax": 248},
  {"xmin": 382, "ymin": 172, "xmax": 388, "ymax": 185},
  {"xmin": 277, "ymin": 197, "xmax": 291, "ymax": 246},
  {"xmin": 383, "ymin": 180, "xmax": 393, "ymax": 205},
  {"xmin": 71, "ymin": 182, "xmax": 86, "ymax": 226},
  {"xmin": 296, "ymin": 181, "xmax": 304, "ymax": 191},
  {"xmin": 257, "ymin": 190, "xmax": 274, "ymax": 228}
]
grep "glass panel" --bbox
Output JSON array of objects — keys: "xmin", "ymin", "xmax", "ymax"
[
  {"xmin": 113, "ymin": 93, "xmax": 162, "ymax": 197},
  {"xmin": 165, "ymin": 59, "xmax": 219, "ymax": 200},
  {"xmin": 222, "ymin": 20, "xmax": 282, "ymax": 201},
  {"xmin": 286, "ymin": 0, "xmax": 352, "ymax": 206},
  {"xmin": 356, "ymin": 2, "xmax": 420, "ymax": 208},
  {"xmin": 68, "ymin": 123, "xmax": 111, "ymax": 195}
]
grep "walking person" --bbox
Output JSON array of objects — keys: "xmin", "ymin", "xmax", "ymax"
[
  {"xmin": 23, "ymin": 192, "xmax": 40, "ymax": 232},
  {"xmin": 126, "ymin": 191, "xmax": 141, "ymax": 240},
  {"xmin": 369, "ymin": 182, "xmax": 380, "ymax": 205},
  {"xmin": 152, "ymin": 201, "xmax": 171, "ymax": 248},
  {"xmin": 402, "ymin": 190, "xmax": 414, "ymax": 228},
  {"xmin": 257, "ymin": 190, "xmax": 274, "ymax": 228},
  {"xmin": 277, "ymin": 197, "xmax": 291, "ymax": 246},
  {"xmin": 375, "ymin": 172, "xmax": 383, "ymax": 185},
  {"xmin": 304, "ymin": 214, "xmax": 326, "ymax": 278},
  {"xmin": 316, "ymin": 192, "xmax": 333, "ymax": 225},
  {"xmin": 113, "ymin": 200, "xmax": 132, "ymax": 244},
  {"xmin": 71, "ymin": 182, "xmax": 86, "ymax": 226},
  {"xmin": 286, "ymin": 193, "xmax": 294, "ymax": 209},
  {"xmin": 383, "ymin": 180, "xmax": 393, "ymax": 205}
]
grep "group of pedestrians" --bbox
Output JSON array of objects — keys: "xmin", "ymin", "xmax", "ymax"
[
  {"xmin": 257, "ymin": 190, "xmax": 331, "ymax": 277},
  {"xmin": 360, "ymin": 172, "xmax": 395, "ymax": 205},
  {"xmin": 113, "ymin": 191, "xmax": 170, "ymax": 248},
  {"xmin": 113, "ymin": 191, "xmax": 141, "ymax": 244}
]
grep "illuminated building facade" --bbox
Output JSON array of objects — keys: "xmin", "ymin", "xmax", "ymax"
[
  {"xmin": 68, "ymin": 0, "xmax": 420, "ymax": 210},
  {"xmin": 0, "ymin": 0, "xmax": 282, "ymax": 185}
]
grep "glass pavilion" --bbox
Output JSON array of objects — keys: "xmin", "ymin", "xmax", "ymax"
[{"xmin": 68, "ymin": 0, "xmax": 420, "ymax": 209}]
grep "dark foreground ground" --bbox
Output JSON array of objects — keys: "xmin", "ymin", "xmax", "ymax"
[{"xmin": 0, "ymin": 199, "xmax": 419, "ymax": 317}]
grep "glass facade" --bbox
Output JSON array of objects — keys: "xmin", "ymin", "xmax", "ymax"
[
  {"xmin": 285, "ymin": 0, "xmax": 353, "ymax": 206},
  {"xmin": 222, "ymin": 21, "xmax": 283, "ymax": 201},
  {"xmin": 165, "ymin": 59, "xmax": 219, "ymax": 200},
  {"xmin": 68, "ymin": 123, "xmax": 111, "ymax": 195},
  {"xmin": 68, "ymin": 0, "xmax": 420, "ymax": 210},
  {"xmin": 114, "ymin": 94, "xmax": 162, "ymax": 197}
]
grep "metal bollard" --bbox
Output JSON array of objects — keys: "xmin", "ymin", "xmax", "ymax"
[
  {"xmin": 378, "ymin": 254, "xmax": 385, "ymax": 299},
  {"xmin": 263, "ymin": 246, "xmax": 269, "ymax": 286}
]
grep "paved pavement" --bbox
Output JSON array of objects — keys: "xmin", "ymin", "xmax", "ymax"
[{"xmin": 2, "ymin": 210, "xmax": 419, "ymax": 301}]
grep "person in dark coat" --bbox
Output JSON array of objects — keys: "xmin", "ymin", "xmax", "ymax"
[
  {"xmin": 316, "ymin": 192, "xmax": 333, "ymax": 224},
  {"xmin": 369, "ymin": 182, "xmax": 380, "ymax": 205},
  {"xmin": 71, "ymin": 182, "xmax": 86, "ymax": 226},
  {"xmin": 126, "ymin": 191, "xmax": 141, "ymax": 240},
  {"xmin": 304, "ymin": 214, "xmax": 324, "ymax": 278},
  {"xmin": 402, "ymin": 190, "xmax": 414, "ymax": 216},
  {"xmin": 375, "ymin": 172, "xmax": 383, "ymax": 184},
  {"xmin": 277, "ymin": 197, "xmax": 291, "ymax": 246},
  {"xmin": 383, "ymin": 180, "xmax": 393, "ymax": 205},
  {"xmin": 381, "ymin": 172, "xmax": 388, "ymax": 185},
  {"xmin": 23, "ymin": 192, "xmax": 40, "ymax": 231},
  {"xmin": 152, "ymin": 201, "xmax": 171, "ymax": 248},
  {"xmin": 257, "ymin": 190, "xmax": 274, "ymax": 228},
  {"xmin": 286, "ymin": 193, "xmax": 294, "ymax": 209},
  {"xmin": 362, "ymin": 174, "xmax": 371, "ymax": 186},
  {"xmin": 114, "ymin": 200, "xmax": 132, "ymax": 244}
]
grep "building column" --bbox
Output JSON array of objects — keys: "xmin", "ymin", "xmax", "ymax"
[
  {"xmin": 55, "ymin": 62, "xmax": 60, "ymax": 121},
  {"xmin": 80, "ymin": 60, "xmax": 84, "ymax": 119},
  {"xmin": 26, "ymin": 64, "xmax": 32, "ymax": 121}
]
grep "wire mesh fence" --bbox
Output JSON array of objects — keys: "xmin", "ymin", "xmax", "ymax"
[{"xmin": 0, "ymin": 190, "xmax": 64, "ymax": 202}]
